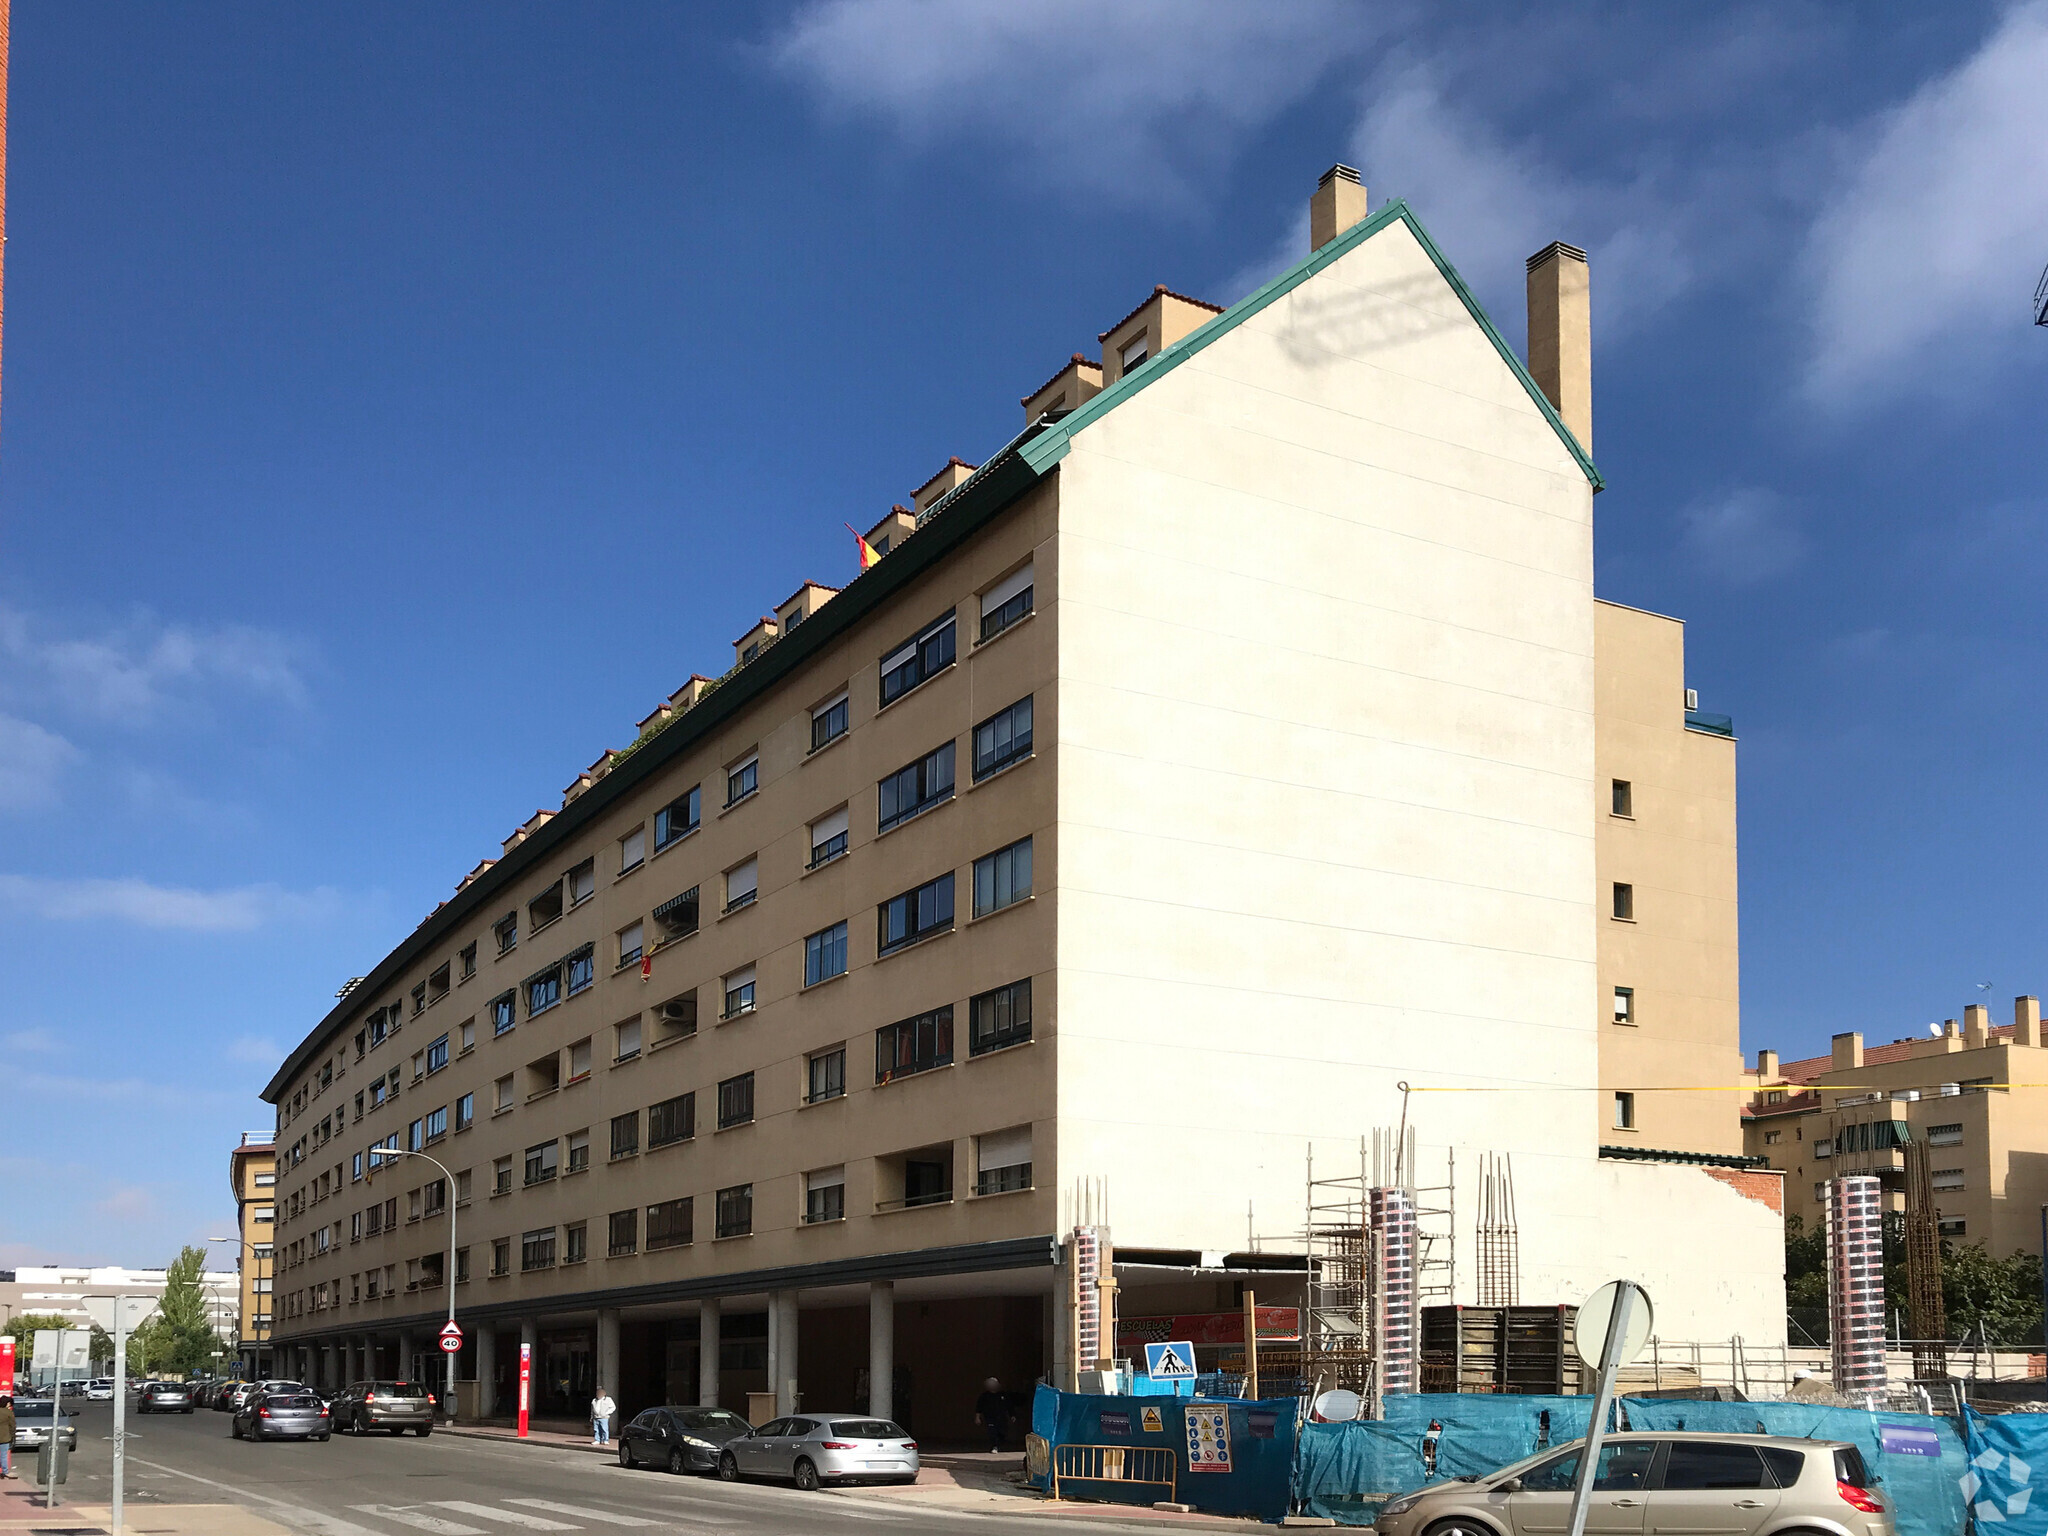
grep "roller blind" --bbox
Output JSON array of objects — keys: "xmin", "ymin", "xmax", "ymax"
[
  {"xmin": 810, "ymin": 808, "xmax": 848, "ymax": 844},
  {"xmin": 807, "ymin": 1164, "xmax": 846, "ymax": 1191},
  {"xmin": 726, "ymin": 859, "xmax": 758, "ymax": 902},
  {"xmin": 980, "ymin": 561, "xmax": 1034, "ymax": 616},
  {"xmin": 977, "ymin": 1125, "xmax": 1033, "ymax": 1172}
]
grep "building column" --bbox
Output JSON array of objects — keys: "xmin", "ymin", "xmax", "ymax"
[
  {"xmin": 398, "ymin": 1330, "xmax": 418, "ymax": 1386},
  {"xmin": 476, "ymin": 1326, "xmax": 497, "ymax": 1418},
  {"xmin": 596, "ymin": 1308, "xmax": 620, "ymax": 1435},
  {"xmin": 774, "ymin": 1290, "xmax": 800, "ymax": 1416},
  {"xmin": 321, "ymin": 1344, "xmax": 336, "ymax": 1393},
  {"xmin": 698, "ymin": 1299, "xmax": 721, "ymax": 1411},
  {"xmin": 868, "ymin": 1281, "xmax": 894, "ymax": 1422}
]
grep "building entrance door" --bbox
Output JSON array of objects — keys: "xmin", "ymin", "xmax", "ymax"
[{"xmin": 541, "ymin": 1331, "xmax": 594, "ymax": 1417}]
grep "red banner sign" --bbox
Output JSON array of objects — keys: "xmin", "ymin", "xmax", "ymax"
[
  {"xmin": 0, "ymin": 1338, "xmax": 12, "ymax": 1396},
  {"xmin": 1116, "ymin": 1307, "xmax": 1301, "ymax": 1348},
  {"xmin": 518, "ymin": 1341, "xmax": 531, "ymax": 1438}
]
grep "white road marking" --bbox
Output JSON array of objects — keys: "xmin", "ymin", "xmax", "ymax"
[
  {"xmin": 125, "ymin": 1455, "xmax": 389, "ymax": 1536},
  {"xmin": 432, "ymin": 1500, "xmax": 579, "ymax": 1529},
  {"xmin": 504, "ymin": 1498, "xmax": 659, "ymax": 1526},
  {"xmin": 353, "ymin": 1506, "xmax": 488, "ymax": 1535}
]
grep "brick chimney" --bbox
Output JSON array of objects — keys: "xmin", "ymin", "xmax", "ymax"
[
  {"xmin": 1831, "ymin": 1032, "xmax": 1863, "ymax": 1071},
  {"xmin": 1526, "ymin": 242, "xmax": 1592, "ymax": 455},
  {"xmin": 2017, "ymin": 995, "xmax": 2042, "ymax": 1048},
  {"xmin": 1309, "ymin": 164, "xmax": 1368, "ymax": 252}
]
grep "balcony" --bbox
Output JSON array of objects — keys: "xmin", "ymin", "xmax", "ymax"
[{"xmin": 1684, "ymin": 709, "xmax": 1735, "ymax": 738}]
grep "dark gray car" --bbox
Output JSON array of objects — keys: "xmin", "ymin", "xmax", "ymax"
[
  {"xmin": 233, "ymin": 1389, "xmax": 332, "ymax": 1442},
  {"xmin": 334, "ymin": 1379, "xmax": 434, "ymax": 1436},
  {"xmin": 617, "ymin": 1406, "xmax": 752, "ymax": 1474},
  {"xmin": 137, "ymin": 1381, "xmax": 194, "ymax": 1413},
  {"xmin": 10, "ymin": 1399, "xmax": 78, "ymax": 1451}
]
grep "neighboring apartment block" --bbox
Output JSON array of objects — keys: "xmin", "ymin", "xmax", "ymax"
[
  {"xmin": 230, "ymin": 1131, "xmax": 277, "ymax": 1375},
  {"xmin": 262, "ymin": 166, "xmax": 1772, "ymax": 1440},
  {"xmin": 1745, "ymin": 997, "xmax": 2048, "ymax": 1258}
]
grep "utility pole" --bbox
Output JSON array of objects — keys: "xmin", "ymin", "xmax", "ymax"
[{"xmin": 368, "ymin": 1146, "xmax": 461, "ymax": 1421}]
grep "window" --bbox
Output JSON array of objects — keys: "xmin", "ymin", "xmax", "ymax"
[
  {"xmin": 1932, "ymin": 1168, "xmax": 1965, "ymax": 1191},
  {"xmin": 717, "ymin": 1072, "xmax": 755, "ymax": 1129},
  {"xmin": 567, "ymin": 1128, "xmax": 590, "ymax": 1173},
  {"xmin": 429, "ymin": 963, "xmax": 450, "ymax": 1002},
  {"xmin": 1520, "ymin": 1442, "xmax": 1658, "ymax": 1495},
  {"xmin": 615, "ymin": 1017, "xmax": 642, "ymax": 1062},
  {"xmin": 618, "ymin": 922, "xmax": 644, "ymax": 968},
  {"xmin": 979, "ymin": 562, "xmax": 1033, "ymax": 642},
  {"xmin": 973, "ymin": 696, "xmax": 1033, "ymax": 779},
  {"xmin": 564, "ymin": 1221, "xmax": 587, "ymax": 1264},
  {"xmin": 1612, "ymin": 882, "xmax": 1634, "ymax": 921},
  {"xmin": 647, "ymin": 1197, "xmax": 694, "ymax": 1251},
  {"xmin": 529, "ymin": 882, "xmax": 564, "ymax": 932},
  {"xmin": 369, "ymin": 1009, "xmax": 389, "ymax": 1047},
  {"xmin": 976, "ymin": 1125, "xmax": 1033, "ymax": 1195},
  {"xmin": 722, "ymin": 965, "xmax": 756, "ymax": 1019},
  {"xmin": 877, "ymin": 1006, "xmax": 953, "ymax": 1082},
  {"xmin": 878, "ymin": 872, "xmax": 954, "ymax": 954},
  {"xmin": 1660, "ymin": 1443, "xmax": 1769, "ymax": 1491},
  {"xmin": 412, "ymin": 983, "xmax": 427, "ymax": 1016},
  {"xmin": 1939, "ymin": 1216, "xmax": 1967, "ymax": 1236},
  {"xmin": 491, "ymin": 1238, "xmax": 511, "ymax": 1277},
  {"xmin": 456, "ymin": 1168, "xmax": 472, "ymax": 1204},
  {"xmin": 726, "ymin": 754, "xmax": 759, "ymax": 807},
  {"xmin": 524, "ymin": 1140, "xmax": 559, "ymax": 1186},
  {"xmin": 878, "ymin": 741, "xmax": 955, "ymax": 832},
  {"xmin": 655, "ymin": 786, "xmax": 701, "ymax": 850},
  {"xmin": 460, "ymin": 1018, "xmax": 475, "ymax": 1052},
  {"xmin": 427, "ymin": 1034, "xmax": 450, "ymax": 1073},
  {"xmin": 970, "ymin": 978, "xmax": 1032, "ymax": 1055},
  {"xmin": 619, "ymin": 826, "xmax": 646, "ymax": 873},
  {"xmin": 809, "ymin": 807, "xmax": 849, "ymax": 867},
  {"xmin": 521, "ymin": 1228, "xmax": 556, "ymax": 1272},
  {"xmin": 648, "ymin": 1093, "xmax": 695, "ymax": 1149},
  {"xmin": 611, "ymin": 1111, "xmax": 640, "ymax": 1158},
  {"xmin": 352, "ymin": 1152, "xmax": 364, "ymax": 1182},
  {"xmin": 493, "ymin": 1156, "xmax": 513, "ymax": 1195},
  {"xmin": 805, "ymin": 1167, "xmax": 845, "ymax": 1224},
  {"xmin": 608, "ymin": 1208, "xmax": 638, "ymax": 1257},
  {"xmin": 412, "ymin": 1049, "xmax": 427, "ymax": 1082},
  {"xmin": 455, "ymin": 1246, "xmax": 470, "ymax": 1283},
  {"xmin": 1814, "ymin": 1138, "xmax": 1832, "ymax": 1158},
  {"xmin": 495, "ymin": 913, "xmax": 517, "ymax": 954},
  {"xmin": 491, "ymin": 991, "xmax": 516, "ymax": 1036},
  {"xmin": 423, "ymin": 1177, "xmax": 447, "ymax": 1215},
  {"xmin": 1613, "ymin": 1091, "xmax": 1636, "ymax": 1130},
  {"xmin": 879, "ymin": 610, "xmax": 957, "ymax": 706},
  {"xmin": 1929, "ymin": 1123, "xmax": 1964, "ymax": 1146},
  {"xmin": 566, "ymin": 945, "xmax": 595, "ymax": 995},
  {"xmin": 973, "ymin": 837, "xmax": 1032, "ymax": 917},
  {"xmin": 807, "ymin": 1046, "xmax": 846, "ymax": 1103},
  {"xmin": 1763, "ymin": 1130, "xmax": 1781, "ymax": 1145},
  {"xmin": 567, "ymin": 859, "xmax": 596, "ymax": 907},
  {"xmin": 425, "ymin": 1105, "xmax": 448, "ymax": 1141},
  {"xmin": 904, "ymin": 1157, "xmax": 950, "ymax": 1208},
  {"xmin": 654, "ymin": 886, "xmax": 700, "ymax": 940},
  {"xmin": 1119, "ymin": 334, "xmax": 1148, "ymax": 372},
  {"xmin": 724, "ymin": 858, "xmax": 759, "ymax": 913},
  {"xmin": 460, "ymin": 942, "xmax": 477, "ymax": 980},
  {"xmin": 527, "ymin": 964, "xmax": 561, "ymax": 1017},
  {"xmin": 568, "ymin": 1037, "xmax": 592, "ymax": 1080},
  {"xmin": 805, "ymin": 922, "xmax": 849, "ymax": 986},
  {"xmin": 408, "ymin": 1118, "xmax": 425, "ymax": 1151},
  {"xmin": 1611, "ymin": 779, "xmax": 1633, "ymax": 817},
  {"xmin": 811, "ymin": 692, "xmax": 850, "ymax": 752},
  {"xmin": 370, "ymin": 1079, "xmax": 387, "ymax": 1109},
  {"xmin": 494, "ymin": 1074, "xmax": 515, "ymax": 1112},
  {"xmin": 715, "ymin": 1184, "xmax": 753, "ymax": 1238},
  {"xmin": 1613, "ymin": 987, "xmax": 1635, "ymax": 1024},
  {"xmin": 655, "ymin": 988, "xmax": 698, "ymax": 1037}
]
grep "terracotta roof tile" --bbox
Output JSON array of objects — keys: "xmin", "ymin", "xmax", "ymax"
[
  {"xmin": 1097, "ymin": 283, "xmax": 1225, "ymax": 343},
  {"xmin": 1773, "ymin": 1026, "xmax": 2015, "ymax": 1084},
  {"xmin": 1022, "ymin": 353, "xmax": 1102, "ymax": 406}
]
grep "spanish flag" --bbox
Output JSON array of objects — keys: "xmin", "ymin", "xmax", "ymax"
[{"xmin": 845, "ymin": 523, "xmax": 883, "ymax": 571}]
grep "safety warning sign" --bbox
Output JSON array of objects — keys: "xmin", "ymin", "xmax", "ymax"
[
  {"xmin": 1144, "ymin": 1340, "xmax": 1197, "ymax": 1380},
  {"xmin": 1141, "ymin": 1406, "xmax": 1164, "ymax": 1433},
  {"xmin": 1185, "ymin": 1404, "xmax": 1232, "ymax": 1472}
]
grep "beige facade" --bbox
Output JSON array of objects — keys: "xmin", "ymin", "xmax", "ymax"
[
  {"xmin": 1595, "ymin": 601, "xmax": 1743, "ymax": 1157},
  {"xmin": 261, "ymin": 169, "xmax": 1774, "ymax": 1437},
  {"xmin": 229, "ymin": 1132, "xmax": 277, "ymax": 1374},
  {"xmin": 1745, "ymin": 998, "xmax": 2048, "ymax": 1258}
]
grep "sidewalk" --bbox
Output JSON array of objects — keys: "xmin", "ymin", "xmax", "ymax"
[{"xmin": 1, "ymin": 1484, "xmax": 294, "ymax": 1534}]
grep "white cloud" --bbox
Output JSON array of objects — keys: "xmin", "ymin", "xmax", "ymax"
[
  {"xmin": 765, "ymin": 0, "xmax": 1380, "ymax": 203},
  {"xmin": 227, "ymin": 1034, "xmax": 282, "ymax": 1065},
  {"xmin": 0, "ymin": 603, "xmax": 308, "ymax": 722},
  {"xmin": 1800, "ymin": 2, "xmax": 2048, "ymax": 403},
  {"xmin": 3, "ymin": 1026, "xmax": 63, "ymax": 1052},
  {"xmin": 0, "ymin": 874, "xmax": 340, "ymax": 932},
  {"xmin": 1678, "ymin": 486, "xmax": 1807, "ymax": 584},
  {"xmin": 0, "ymin": 713, "xmax": 80, "ymax": 810}
]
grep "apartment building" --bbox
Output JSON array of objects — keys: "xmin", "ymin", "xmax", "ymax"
[
  {"xmin": 262, "ymin": 166, "xmax": 1774, "ymax": 1439},
  {"xmin": 0, "ymin": 1266, "xmax": 241, "ymax": 1349},
  {"xmin": 229, "ymin": 1132, "xmax": 277, "ymax": 1375},
  {"xmin": 1745, "ymin": 996, "xmax": 2048, "ymax": 1257}
]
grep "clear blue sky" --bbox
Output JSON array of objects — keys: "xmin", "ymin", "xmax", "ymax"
[{"xmin": 4, "ymin": 3, "xmax": 2044, "ymax": 1264}]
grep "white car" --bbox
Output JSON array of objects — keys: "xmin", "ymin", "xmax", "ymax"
[{"xmin": 85, "ymin": 1379, "xmax": 116, "ymax": 1400}]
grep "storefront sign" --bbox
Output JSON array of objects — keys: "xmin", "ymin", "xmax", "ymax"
[{"xmin": 1118, "ymin": 1308, "xmax": 1301, "ymax": 1348}]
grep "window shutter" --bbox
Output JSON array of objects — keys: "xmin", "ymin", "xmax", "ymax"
[
  {"xmin": 977, "ymin": 1125, "xmax": 1033, "ymax": 1172},
  {"xmin": 980, "ymin": 561, "xmax": 1034, "ymax": 616}
]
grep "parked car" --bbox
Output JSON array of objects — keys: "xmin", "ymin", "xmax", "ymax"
[
  {"xmin": 1369, "ymin": 1432, "xmax": 1895, "ymax": 1536},
  {"xmin": 233, "ymin": 1388, "xmax": 332, "ymax": 1442},
  {"xmin": 332, "ymin": 1380, "xmax": 434, "ymax": 1436},
  {"xmin": 617, "ymin": 1405, "xmax": 753, "ymax": 1474},
  {"xmin": 9, "ymin": 1398, "xmax": 78, "ymax": 1452},
  {"xmin": 137, "ymin": 1381, "xmax": 195, "ymax": 1414},
  {"xmin": 715, "ymin": 1414, "xmax": 918, "ymax": 1489},
  {"xmin": 189, "ymin": 1379, "xmax": 219, "ymax": 1407},
  {"xmin": 84, "ymin": 1378, "xmax": 116, "ymax": 1401}
]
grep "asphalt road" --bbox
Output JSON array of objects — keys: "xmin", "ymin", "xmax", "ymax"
[{"xmin": 47, "ymin": 1399, "xmax": 1248, "ymax": 1536}]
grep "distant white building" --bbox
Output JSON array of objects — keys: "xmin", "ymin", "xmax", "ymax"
[{"xmin": 0, "ymin": 1265, "xmax": 241, "ymax": 1356}]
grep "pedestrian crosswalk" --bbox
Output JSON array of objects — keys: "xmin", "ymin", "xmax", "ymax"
[{"xmin": 348, "ymin": 1498, "xmax": 681, "ymax": 1533}]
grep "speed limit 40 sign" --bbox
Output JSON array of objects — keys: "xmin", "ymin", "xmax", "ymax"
[{"xmin": 438, "ymin": 1322, "xmax": 463, "ymax": 1354}]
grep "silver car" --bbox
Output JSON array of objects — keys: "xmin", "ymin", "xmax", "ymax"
[
  {"xmin": 233, "ymin": 1388, "xmax": 332, "ymax": 1442},
  {"xmin": 1371, "ymin": 1432, "xmax": 1895, "ymax": 1536},
  {"xmin": 10, "ymin": 1399, "xmax": 78, "ymax": 1452},
  {"xmin": 716, "ymin": 1414, "xmax": 919, "ymax": 1489}
]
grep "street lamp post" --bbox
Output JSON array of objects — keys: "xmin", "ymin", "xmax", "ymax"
[
  {"xmin": 205, "ymin": 1235, "xmax": 272, "ymax": 1379},
  {"xmin": 367, "ymin": 1146, "xmax": 460, "ymax": 1423}
]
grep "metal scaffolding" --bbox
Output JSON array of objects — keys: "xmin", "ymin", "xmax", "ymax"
[{"xmin": 1475, "ymin": 1152, "xmax": 1520, "ymax": 1306}]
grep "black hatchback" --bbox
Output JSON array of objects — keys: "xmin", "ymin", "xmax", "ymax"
[{"xmin": 617, "ymin": 1406, "xmax": 753, "ymax": 1474}]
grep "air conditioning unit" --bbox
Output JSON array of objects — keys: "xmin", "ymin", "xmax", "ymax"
[{"xmin": 661, "ymin": 1000, "xmax": 693, "ymax": 1023}]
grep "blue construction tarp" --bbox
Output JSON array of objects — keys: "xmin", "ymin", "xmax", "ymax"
[
  {"xmin": 1957, "ymin": 1405, "xmax": 2047, "ymax": 1534},
  {"xmin": 1030, "ymin": 1385, "xmax": 1297, "ymax": 1521}
]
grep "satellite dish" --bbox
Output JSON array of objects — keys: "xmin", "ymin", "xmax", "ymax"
[
  {"xmin": 1928, "ymin": 1023, "xmax": 1943, "ymax": 1037},
  {"xmin": 1572, "ymin": 1281, "xmax": 1654, "ymax": 1371},
  {"xmin": 1313, "ymin": 1388, "xmax": 1363, "ymax": 1422}
]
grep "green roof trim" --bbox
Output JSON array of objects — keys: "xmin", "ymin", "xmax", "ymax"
[
  {"xmin": 1020, "ymin": 197, "xmax": 1603, "ymax": 492},
  {"xmin": 1599, "ymin": 1144, "xmax": 1768, "ymax": 1170}
]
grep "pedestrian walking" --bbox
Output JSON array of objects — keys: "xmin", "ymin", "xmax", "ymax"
[
  {"xmin": 0, "ymin": 1394, "xmax": 14, "ymax": 1478},
  {"xmin": 590, "ymin": 1385, "xmax": 616, "ymax": 1446},
  {"xmin": 973, "ymin": 1377, "xmax": 1010, "ymax": 1453}
]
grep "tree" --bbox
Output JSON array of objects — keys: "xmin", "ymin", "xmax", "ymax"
[
  {"xmin": 1783, "ymin": 1217, "xmax": 2046, "ymax": 1345},
  {"xmin": 131, "ymin": 1245, "xmax": 224, "ymax": 1376}
]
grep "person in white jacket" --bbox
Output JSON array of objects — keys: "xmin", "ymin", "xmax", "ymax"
[{"xmin": 591, "ymin": 1386, "xmax": 617, "ymax": 1446}]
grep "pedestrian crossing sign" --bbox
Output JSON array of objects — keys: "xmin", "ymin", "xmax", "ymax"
[{"xmin": 1144, "ymin": 1340, "xmax": 1197, "ymax": 1380}]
